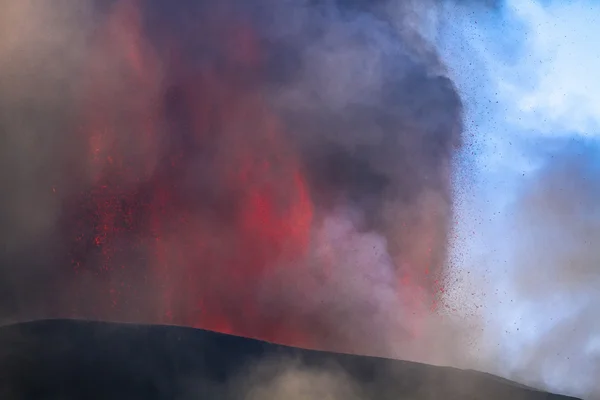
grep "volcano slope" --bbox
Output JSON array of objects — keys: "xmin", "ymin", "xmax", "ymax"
[{"xmin": 0, "ymin": 320, "xmax": 580, "ymax": 400}]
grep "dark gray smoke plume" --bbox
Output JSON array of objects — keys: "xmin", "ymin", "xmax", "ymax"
[{"xmin": 0, "ymin": 0, "xmax": 464, "ymax": 361}]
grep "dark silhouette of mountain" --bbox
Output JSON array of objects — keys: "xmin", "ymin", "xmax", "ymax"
[{"xmin": 0, "ymin": 319, "xmax": 581, "ymax": 400}]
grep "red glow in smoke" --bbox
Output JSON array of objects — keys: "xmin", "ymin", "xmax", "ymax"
[
  {"xmin": 66, "ymin": 0, "xmax": 315, "ymax": 344},
  {"xmin": 59, "ymin": 0, "xmax": 439, "ymax": 350}
]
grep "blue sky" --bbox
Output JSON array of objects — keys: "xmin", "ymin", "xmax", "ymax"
[{"xmin": 436, "ymin": 0, "xmax": 600, "ymax": 397}]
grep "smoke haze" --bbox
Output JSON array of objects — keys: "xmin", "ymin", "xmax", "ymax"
[
  {"xmin": 2, "ymin": 0, "xmax": 598, "ymax": 399},
  {"xmin": 505, "ymin": 140, "xmax": 600, "ymax": 397}
]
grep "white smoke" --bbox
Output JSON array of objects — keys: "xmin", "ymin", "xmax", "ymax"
[{"xmin": 434, "ymin": 0, "xmax": 600, "ymax": 398}]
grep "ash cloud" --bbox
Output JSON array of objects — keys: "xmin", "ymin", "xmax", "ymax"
[{"xmin": 0, "ymin": 0, "xmax": 466, "ymax": 365}]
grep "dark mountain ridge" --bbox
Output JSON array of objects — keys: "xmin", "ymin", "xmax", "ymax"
[{"xmin": 0, "ymin": 319, "xmax": 581, "ymax": 399}]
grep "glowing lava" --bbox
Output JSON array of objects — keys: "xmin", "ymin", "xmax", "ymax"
[{"xmin": 65, "ymin": 0, "xmax": 314, "ymax": 343}]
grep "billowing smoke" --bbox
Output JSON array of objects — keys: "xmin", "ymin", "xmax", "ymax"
[{"xmin": 0, "ymin": 0, "xmax": 464, "ymax": 362}]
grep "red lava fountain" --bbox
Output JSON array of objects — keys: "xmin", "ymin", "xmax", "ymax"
[
  {"xmin": 49, "ymin": 0, "xmax": 460, "ymax": 354},
  {"xmin": 66, "ymin": 0, "xmax": 314, "ymax": 344}
]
